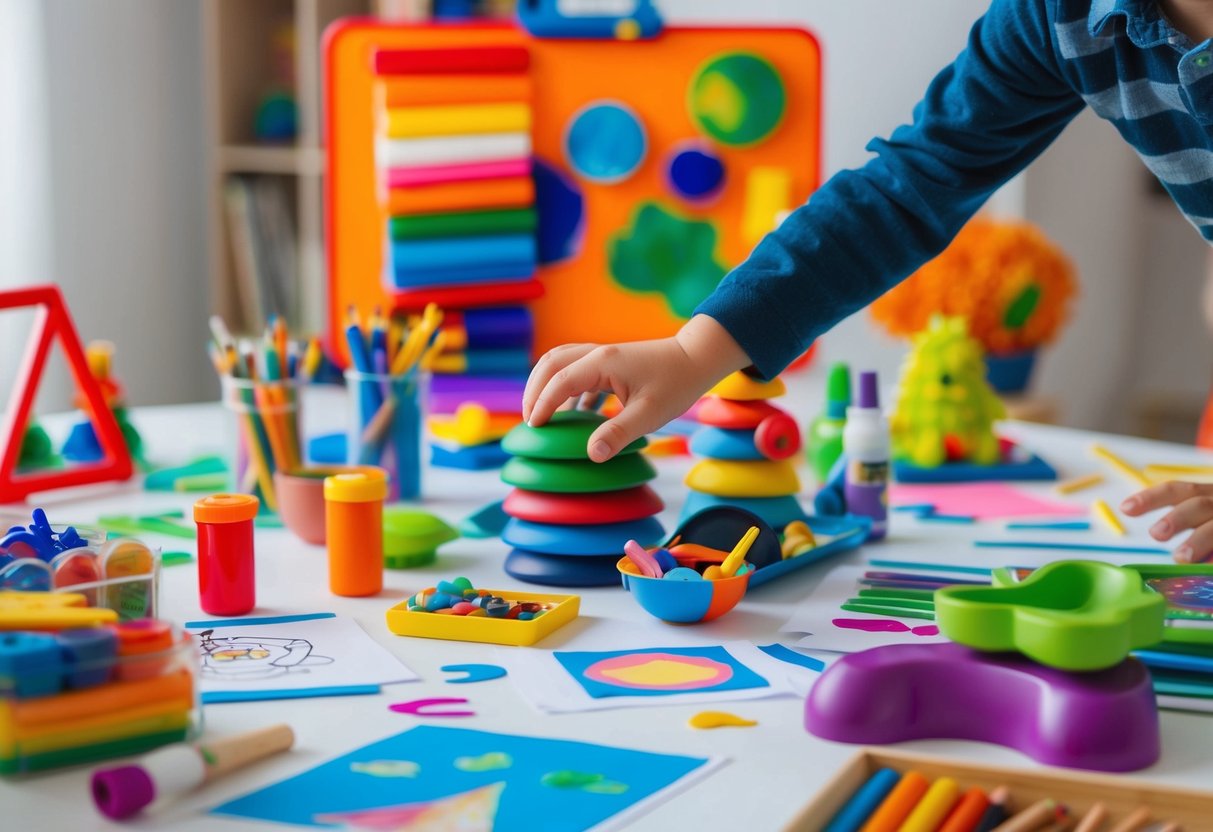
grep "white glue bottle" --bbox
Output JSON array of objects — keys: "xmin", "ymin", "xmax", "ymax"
[{"xmin": 843, "ymin": 371, "xmax": 889, "ymax": 541}]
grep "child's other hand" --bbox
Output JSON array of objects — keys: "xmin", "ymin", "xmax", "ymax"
[
  {"xmin": 1121, "ymin": 481, "xmax": 1213, "ymax": 563},
  {"xmin": 522, "ymin": 315, "xmax": 750, "ymax": 463}
]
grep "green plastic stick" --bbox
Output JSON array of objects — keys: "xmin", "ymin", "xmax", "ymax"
[
  {"xmin": 390, "ymin": 207, "xmax": 537, "ymax": 240},
  {"xmin": 846, "ymin": 596, "xmax": 936, "ymax": 612},
  {"xmin": 840, "ymin": 603, "xmax": 936, "ymax": 621}
]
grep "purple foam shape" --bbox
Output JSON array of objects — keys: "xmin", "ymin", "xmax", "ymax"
[{"xmin": 804, "ymin": 642, "xmax": 1159, "ymax": 772}]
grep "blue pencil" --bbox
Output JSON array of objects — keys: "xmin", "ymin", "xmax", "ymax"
[
  {"xmin": 917, "ymin": 513, "xmax": 976, "ymax": 524},
  {"xmin": 974, "ymin": 540, "xmax": 1171, "ymax": 555},
  {"xmin": 1005, "ymin": 521, "xmax": 1092, "ymax": 531},
  {"xmin": 868, "ymin": 559, "xmax": 994, "ymax": 576}
]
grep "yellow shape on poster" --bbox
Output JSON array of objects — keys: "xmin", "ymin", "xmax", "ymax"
[{"xmin": 598, "ymin": 658, "xmax": 721, "ymax": 687}]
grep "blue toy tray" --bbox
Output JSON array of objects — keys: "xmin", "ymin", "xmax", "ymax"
[
  {"xmin": 893, "ymin": 449, "xmax": 1056, "ymax": 483},
  {"xmin": 747, "ymin": 514, "xmax": 871, "ymax": 588}
]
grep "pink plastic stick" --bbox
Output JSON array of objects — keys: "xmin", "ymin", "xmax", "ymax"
[
  {"xmin": 386, "ymin": 158, "xmax": 531, "ymax": 188},
  {"xmin": 624, "ymin": 539, "xmax": 661, "ymax": 578}
]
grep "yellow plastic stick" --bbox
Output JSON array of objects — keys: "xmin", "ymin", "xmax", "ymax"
[
  {"xmin": 720, "ymin": 526, "xmax": 760, "ymax": 577},
  {"xmin": 1093, "ymin": 498, "xmax": 1127, "ymax": 536},
  {"xmin": 1055, "ymin": 472, "xmax": 1105, "ymax": 495},
  {"xmin": 1091, "ymin": 444, "xmax": 1151, "ymax": 487},
  {"xmin": 384, "ymin": 102, "xmax": 531, "ymax": 139}
]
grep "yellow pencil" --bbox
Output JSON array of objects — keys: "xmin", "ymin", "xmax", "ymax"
[
  {"xmin": 1091, "ymin": 443, "xmax": 1151, "ymax": 488},
  {"xmin": 1092, "ymin": 498, "xmax": 1127, "ymax": 536},
  {"xmin": 1055, "ymin": 472, "xmax": 1104, "ymax": 495}
]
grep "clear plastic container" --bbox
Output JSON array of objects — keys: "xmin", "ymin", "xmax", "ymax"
[
  {"xmin": 0, "ymin": 540, "xmax": 161, "ymax": 621},
  {"xmin": 0, "ymin": 625, "xmax": 200, "ymax": 776},
  {"xmin": 345, "ymin": 369, "xmax": 426, "ymax": 501},
  {"xmin": 221, "ymin": 375, "xmax": 301, "ymax": 514}
]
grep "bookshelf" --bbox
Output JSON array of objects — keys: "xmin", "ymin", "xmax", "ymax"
[{"xmin": 203, "ymin": 0, "xmax": 373, "ymax": 335}]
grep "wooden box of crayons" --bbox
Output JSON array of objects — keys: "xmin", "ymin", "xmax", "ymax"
[{"xmin": 785, "ymin": 748, "xmax": 1213, "ymax": 830}]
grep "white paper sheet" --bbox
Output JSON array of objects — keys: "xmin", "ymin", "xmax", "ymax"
[
  {"xmin": 498, "ymin": 640, "xmax": 817, "ymax": 714},
  {"xmin": 185, "ymin": 613, "xmax": 419, "ymax": 698}
]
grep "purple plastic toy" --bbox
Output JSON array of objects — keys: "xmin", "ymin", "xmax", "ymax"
[{"xmin": 805, "ymin": 642, "xmax": 1159, "ymax": 772}]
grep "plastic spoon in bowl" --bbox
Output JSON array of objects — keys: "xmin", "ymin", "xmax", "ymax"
[
  {"xmin": 624, "ymin": 539, "xmax": 662, "ymax": 578},
  {"xmin": 705, "ymin": 526, "xmax": 760, "ymax": 580}
]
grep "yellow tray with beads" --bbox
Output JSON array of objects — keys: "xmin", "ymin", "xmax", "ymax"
[{"xmin": 385, "ymin": 590, "xmax": 580, "ymax": 646}]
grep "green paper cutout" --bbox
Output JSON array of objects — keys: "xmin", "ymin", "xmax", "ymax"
[
  {"xmin": 608, "ymin": 202, "xmax": 727, "ymax": 319},
  {"xmin": 350, "ymin": 760, "xmax": 420, "ymax": 778},
  {"xmin": 541, "ymin": 770, "xmax": 628, "ymax": 794},
  {"xmin": 454, "ymin": 752, "xmax": 513, "ymax": 772}
]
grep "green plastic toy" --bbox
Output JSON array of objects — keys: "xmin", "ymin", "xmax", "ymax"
[
  {"xmin": 501, "ymin": 454, "xmax": 657, "ymax": 494},
  {"xmin": 806, "ymin": 362, "xmax": 850, "ymax": 482},
  {"xmin": 384, "ymin": 508, "xmax": 458, "ymax": 569},
  {"xmin": 936, "ymin": 560, "xmax": 1166, "ymax": 671},
  {"xmin": 501, "ymin": 410, "xmax": 646, "ymax": 460},
  {"xmin": 890, "ymin": 315, "xmax": 1005, "ymax": 468}
]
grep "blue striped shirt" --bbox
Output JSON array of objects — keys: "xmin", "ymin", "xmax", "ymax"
[{"xmin": 697, "ymin": 0, "xmax": 1213, "ymax": 379}]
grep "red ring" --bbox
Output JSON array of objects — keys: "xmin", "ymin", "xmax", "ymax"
[{"xmin": 754, "ymin": 412, "xmax": 802, "ymax": 460}]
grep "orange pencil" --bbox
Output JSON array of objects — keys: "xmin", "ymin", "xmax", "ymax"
[
  {"xmin": 859, "ymin": 770, "xmax": 929, "ymax": 832},
  {"xmin": 939, "ymin": 786, "xmax": 990, "ymax": 832}
]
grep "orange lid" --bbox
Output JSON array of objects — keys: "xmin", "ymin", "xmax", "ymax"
[
  {"xmin": 193, "ymin": 493, "xmax": 260, "ymax": 524},
  {"xmin": 324, "ymin": 467, "xmax": 389, "ymax": 502},
  {"xmin": 112, "ymin": 618, "xmax": 174, "ymax": 655}
]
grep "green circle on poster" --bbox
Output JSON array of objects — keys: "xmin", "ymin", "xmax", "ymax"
[{"xmin": 688, "ymin": 52, "xmax": 786, "ymax": 147}]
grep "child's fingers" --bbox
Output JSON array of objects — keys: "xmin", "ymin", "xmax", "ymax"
[
  {"xmin": 527, "ymin": 351, "xmax": 611, "ymax": 428},
  {"xmin": 1174, "ymin": 519, "xmax": 1213, "ymax": 563},
  {"xmin": 586, "ymin": 399, "xmax": 662, "ymax": 463},
  {"xmin": 1148, "ymin": 495, "xmax": 1213, "ymax": 541},
  {"xmin": 1121, "ymin": 480, "xmax": 1213, "ymax": 515},
  {"xmin": 523, "ymin": 343, "xmax": 595, "ymax": 423}
]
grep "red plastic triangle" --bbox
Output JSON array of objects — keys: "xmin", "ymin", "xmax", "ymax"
[{"xmin": 0, "ymin": 285, "xmax": 133, "ymax": 502}]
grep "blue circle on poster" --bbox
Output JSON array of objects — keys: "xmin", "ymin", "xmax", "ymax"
[
  {"xmin": 668, "ymin": 145, "xmax": 725, "ymax": 201},
  {"xmin": 564, "ymin": 101, "xmax": 647, "ymax": 184}
]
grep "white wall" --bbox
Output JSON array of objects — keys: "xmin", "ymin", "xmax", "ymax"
[{"xmin": 38, "ymin": 0, "xmax": 211, "ymax": 409}]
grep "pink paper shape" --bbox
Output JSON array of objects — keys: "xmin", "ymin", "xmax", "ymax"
[{"xmin": 891, "ymin": 483, "xmax": 1085, "ymax": 520}]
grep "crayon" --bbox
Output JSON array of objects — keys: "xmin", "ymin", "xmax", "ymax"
[
  {"xmin": 858, "ymin": 769, "xmax": 928, "ymax": 832},
  {"xmin": 823, "ymin": 767, "xmax": 900, "ymax": 832},
  {"xmin": 939, "ymin": 787, "xmax": 991, "ymax": 832},
  {"xmin": 900, "ymin": 776, "xmax": 960, "ymax": 832}
]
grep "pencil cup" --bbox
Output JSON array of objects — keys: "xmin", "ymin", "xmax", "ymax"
[
  {"xmin": 221, "ymin": 376, "xmax": 301, "ymax": 514},
  {"xmin": 345, "ymin": 368, "xmax": 427, "ymax": 502}
]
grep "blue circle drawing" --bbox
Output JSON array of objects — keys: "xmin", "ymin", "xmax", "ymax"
[
  {"xmin": 564, "ymin": 101, "xmax": 647, "ymax": 184},
  {"xmin": 667, "ymin": 145, "xmax": 726, "ymax": 201}
]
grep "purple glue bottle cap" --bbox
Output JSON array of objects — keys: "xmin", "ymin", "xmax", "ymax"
[
  {"xmin": 92, "ymin": 765, "xmax": 157, "ymax": 820},
  {"xmin": 857, "ymin": 371, "xmax": 880, "ymax": 409}
]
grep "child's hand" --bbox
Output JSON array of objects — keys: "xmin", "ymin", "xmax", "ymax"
[
  {"xmin": 1121, "ymin": 481, "xmax": 1213, "ymax": 563},
  {"xmin": 522, "ymin": 315, "xmax": 750, "ymax": 463}
]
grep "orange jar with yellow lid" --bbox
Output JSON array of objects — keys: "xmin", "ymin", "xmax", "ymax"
[{"xmin": 324, "ymin": 467, "xmax": 388, "ymax": 597}]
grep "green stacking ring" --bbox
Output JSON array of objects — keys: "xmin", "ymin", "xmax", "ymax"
[
  {"xmin": 501, "ymin": 453, "xmax": 657, "ymax": 493},
  {"xmin": 502, "ymin": 410, "xmax": 647, "ymax": 460}
]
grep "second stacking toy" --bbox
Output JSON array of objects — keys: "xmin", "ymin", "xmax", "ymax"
[
  {"xmin": 499, "ymin": 410, "xmax": 665, "ymax": 587},
  {"xmin": 683, "ymin": 371, "xmax": 806, "ymax": 529}
]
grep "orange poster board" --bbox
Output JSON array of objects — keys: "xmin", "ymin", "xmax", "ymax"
[{"xmin": 326, "ymin": 22, "xmax": 820, "ymax": 361}]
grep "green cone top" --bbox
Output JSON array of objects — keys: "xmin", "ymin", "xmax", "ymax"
[{"xmin": 502, "ymin": 410, "xmax": 648, "ymax": 460}]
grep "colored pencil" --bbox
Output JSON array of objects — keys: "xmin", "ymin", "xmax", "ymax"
[
  {"xmin": 823, "ymin": 767, "xmax": 901, "ymax": 832},
  {"xmin": 975, "ymin": 786, "xmax": 1010, "ymax": 832},
  {"xmin": 974, "ymin": 541, "xmax": 1169, "ymax": 555},
  {"xmin": 994, "ymin": 798, "xmax": 1061, "ymax": 831},
  {"xmin": 939, "ymin": 787, "xmax": 991, "ymax": 832},
  {"xmin": 900, "ymin": 777, "xmax": 960, "ymax": 832},
  {"xmin": 868, "ymin": 560, "xmax": 994, "ymax": 575},
  {"xmin": 1073, "ymin": 803, "xmax": 1106, "ymax": 832},
  {"xmin": 840, "ymin": 603, "xmax": 935, "ymax": 621},
  {"xmin": 1106, "ymin": 806, "xmax": 1150, "ymax": 832},
  {"xmin": 858, "ymin": 770, "xmax": 928, "ymax": 832},
  {"xmin": 1006, "ymin": 521, "xmax": 1091, "ymax": 531}
]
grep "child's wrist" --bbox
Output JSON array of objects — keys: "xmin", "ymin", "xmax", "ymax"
[{"xmin": 674, "ymin": 315, "xmax": 752, "ymax": 385}]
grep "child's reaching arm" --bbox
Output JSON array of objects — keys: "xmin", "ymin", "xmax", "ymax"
[
  {"xmin": 1122, "ymin": 482, "xmax": 1213, "ymax": 563},
  {"xmin": 527, "ymin": 0, "xmax": 1085, "ymax": 458}
]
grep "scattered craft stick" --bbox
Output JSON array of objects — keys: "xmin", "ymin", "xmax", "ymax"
[
  {"xmin": 1091, "ymin": 444, "xmax": 1150, "ymax": 488},
  {"xmin": 688, "ymin": 711, "xmax": 757, "ymax": 729},
  {"xmin": 1092, "ymin": 498, "xmax": 1127, "ymax": 536},
  {"xmin": 1055, "ymin": 472, "xmax": 1105, "ymax": 494}
]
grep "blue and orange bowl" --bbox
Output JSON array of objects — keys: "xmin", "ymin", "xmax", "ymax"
[{"xmin": 617, "ymin": 557, "xmax": 752, "ymax": 624}]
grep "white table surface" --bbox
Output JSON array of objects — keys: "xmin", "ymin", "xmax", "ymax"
[{"xmin": 7, "ymin": 378, "xmax": 1213, "ymax": 831}]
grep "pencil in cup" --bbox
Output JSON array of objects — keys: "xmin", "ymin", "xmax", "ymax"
[
  {"xmin": 345, "ymin": 368, "xmax": 426, "ymax": 502},
  {"xmin": 221, "ymin": 375, "xmax": 301, "ymax": 513}
]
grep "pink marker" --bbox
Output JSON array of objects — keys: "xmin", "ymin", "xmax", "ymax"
[{"xmin": 624, "ymin": 539, "xmax": 662, "ymax": 578}]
